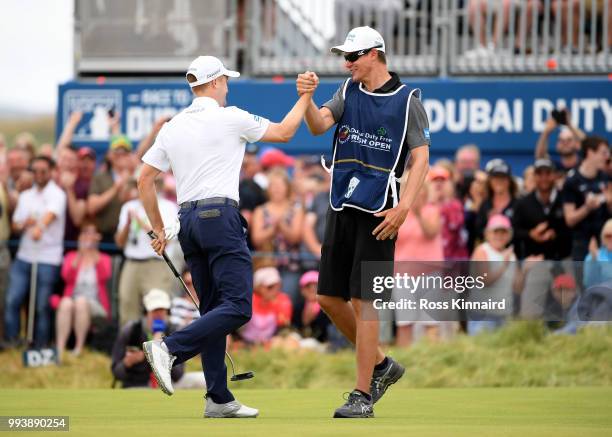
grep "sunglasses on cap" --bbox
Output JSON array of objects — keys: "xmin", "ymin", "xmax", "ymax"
[{"xmin": 344, "ymin": 44, "xmax": 383, "ymax": 63}]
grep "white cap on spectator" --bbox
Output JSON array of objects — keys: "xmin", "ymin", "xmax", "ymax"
[
  {"xmin": 143, "ymin": 289, "xmax": 171, "ymax": 311},
  {"xmin": 186, "ymin": 56, "xmax": 240, "ymax": 88},
  {"xmin": 254, "ymin": 267, "xmax": 281, "ymax": 287},
  {"xmin": 331, "ymin": 26, "xmax": 386, "ymax": 54}
]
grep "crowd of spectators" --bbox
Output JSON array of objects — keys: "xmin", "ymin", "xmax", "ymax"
[{"xmin": 0, "ymin": 108, "xmax": 610, "ymax": 365}]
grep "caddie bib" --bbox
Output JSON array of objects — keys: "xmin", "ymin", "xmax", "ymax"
[{"xmin": 326, "ymin": 79, "xmax": 420, "ymax": 212}]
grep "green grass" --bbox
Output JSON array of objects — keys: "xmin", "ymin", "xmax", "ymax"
[
  {"xmin": 226, "ymin": 323, "xmax": 612, "ymax": 389},
  {"xmin": 2, "ymin": 323, "xmax": 612, "ymax": 390},
  {"xmin": 1, "ymin": 388, "xmax": 611, "ymax": 436},
  {"xmin": 2, "ymin": 324, "xmax": 611, "ymax": 435}
]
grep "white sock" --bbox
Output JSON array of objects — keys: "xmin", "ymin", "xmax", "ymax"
[{"xmin": 160, "ymin": 341, "xmax": 169, "ymax": 354}]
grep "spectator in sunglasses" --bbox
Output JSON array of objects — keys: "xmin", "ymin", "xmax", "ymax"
[{"xmin": 4, "ymin": 156, "xmax": 66, "ymax": 348}]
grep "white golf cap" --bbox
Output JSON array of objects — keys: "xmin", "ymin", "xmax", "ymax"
[
  {"xmin": 143, "ymin": 288, "xmax": 171, "ymax": 312},
  {"xmin": 330, "ymin": 26, "xmax": 386, "ymax": 54},
  {"xmin": 186, "ymin": 56, "xmax": 240, "ymax": 87}
]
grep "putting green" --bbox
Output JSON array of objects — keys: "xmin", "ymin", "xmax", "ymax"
[{"xmin": 2, "ymin": 387, "xmax": 611, "ymax": 436}]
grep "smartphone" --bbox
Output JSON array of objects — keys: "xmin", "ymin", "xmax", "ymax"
[
  {"xmin": 108, "ymin": 106, "xmax": 115, "ymax": 118},
  {"xmin": 551, "ymin": 108, "xmax": 568, "ymax": 125}
]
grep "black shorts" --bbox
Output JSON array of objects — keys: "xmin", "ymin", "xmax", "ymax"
[{"xmin": 318, "ymin": 205, "xmax": 395, "ymax": 301}]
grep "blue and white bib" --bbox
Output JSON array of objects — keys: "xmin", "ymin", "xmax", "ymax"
[{"xmin": 326, "ymin": 79, "xmax": 420, "ymax": 213}]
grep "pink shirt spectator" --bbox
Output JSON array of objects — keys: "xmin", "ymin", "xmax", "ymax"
[
  {"xmin": 60, "ymin": 251, "xmax": 112, "ymax": 318},
  {"xmin": 395, "ymin": 204, "xmax": 444, "ymax": 261}
]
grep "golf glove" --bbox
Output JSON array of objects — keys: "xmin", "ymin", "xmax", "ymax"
[{"xmin": 164, "ymin": 216, "xmax": 180, "ymax": 240}]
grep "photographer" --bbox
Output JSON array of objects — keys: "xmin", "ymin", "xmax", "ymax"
[
  {"xmin": 111, "ymin": 289, "xmax": 184, "ymax": 389},
  {"xmin": 535, "ymin": 108, "xmax": 586, "ymax": 176}
]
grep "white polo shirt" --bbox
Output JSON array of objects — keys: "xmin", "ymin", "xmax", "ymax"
[
  {"xmin": 13, "ymin": 181, "xmax": 66, "ymax": 266},
  {"xmin": 143, "ymin": 97, "xmax": 270, "ymax": 204}
]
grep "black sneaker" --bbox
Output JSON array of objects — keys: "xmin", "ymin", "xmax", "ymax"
[
  {"xmin": 333, "ymin": 390, "xmax": 374, "ymax": 418},
  {"xmin": 370, "ymin": 357, "xmax": 405, "ymax": 404}
]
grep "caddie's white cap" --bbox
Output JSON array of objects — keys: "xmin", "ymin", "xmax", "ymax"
[
  {"xmin": 186, "ymin": 56, "xmax": 240, "ymax": 87},
  {"xmin": 330, "ymin": 26, "xmax": 386, "ymax": 54}
]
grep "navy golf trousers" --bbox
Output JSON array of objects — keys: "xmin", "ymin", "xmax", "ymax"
[{"xmin": 164, "ymin": 200, "xmax": 252, "ymax": 404}]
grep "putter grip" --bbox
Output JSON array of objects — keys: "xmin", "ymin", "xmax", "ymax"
[{"xmin": 147, "ymin": 230, "xmax": 180, "ymax": 278}]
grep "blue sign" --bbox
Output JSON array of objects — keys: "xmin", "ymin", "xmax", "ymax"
[{"xmin": 58, "ymin": 78, "xmax": 612, "ymax": 171}]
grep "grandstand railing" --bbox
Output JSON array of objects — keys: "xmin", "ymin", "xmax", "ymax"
[
  {"xmin": 74, "ymin": 0, "xmax": 239, "ymax": 75},
  {"xmin": 247, "ymin": 0, "xmax": 611, "ymax": 76},
  {"xmin": 450, "ymin": 0, "xmax": 611, "ymax": 74},
  {"xmin": 248, "ymin": 0, "xmax": 440, "ymax": 75}
]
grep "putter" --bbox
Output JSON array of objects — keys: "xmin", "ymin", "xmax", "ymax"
[{"xmin": 147, "ymin": 230, "xmax": 254, "ymax": 382}]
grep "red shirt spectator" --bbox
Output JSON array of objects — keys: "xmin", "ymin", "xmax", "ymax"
[{"xmin": 240, "ymin": 267, "xmax": 292, "ymax": 344}]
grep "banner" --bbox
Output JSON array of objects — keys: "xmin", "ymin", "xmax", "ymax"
[{"xmin": 58, "ymin": 78, "xmax": 611, "ymax": 170}]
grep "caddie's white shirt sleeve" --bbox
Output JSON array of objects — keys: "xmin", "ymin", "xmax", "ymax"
[
  {"xmin": 232, "ymin": 108, "xmax": 270, "ymax": 143},
  {"xmin": 142, "ymin": 125, "xmax": 171, "ymax": 172}
]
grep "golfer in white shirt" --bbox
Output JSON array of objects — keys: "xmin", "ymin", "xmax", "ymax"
[{"xmin": 138, "ymin": 55, "xmax": 314, "ymax": 418}]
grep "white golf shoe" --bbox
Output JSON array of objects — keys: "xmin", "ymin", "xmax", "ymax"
[
  {"xmin": 142, "ymin": 340, "xmax": 176, "ymax": 396},
  {"xmin": 204, "ymin": 397, "xmax": 259, "ymax": 418}
]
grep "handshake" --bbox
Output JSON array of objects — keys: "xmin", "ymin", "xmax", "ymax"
[{"xmin": 296, "ymin": 71, "xmax": 320, "ymax": 96}]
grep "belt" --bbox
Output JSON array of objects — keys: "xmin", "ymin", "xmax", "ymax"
[
  {"xmin": 126, "ymin": 257, "xmax": 162, "ymax": 263},
  {"xmin": 179, "ymin": 197, "xmax": 238, "ymax": 210}
]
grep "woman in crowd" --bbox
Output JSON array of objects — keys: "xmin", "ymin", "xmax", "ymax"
[
  {"xmin": 474, "ymin": 159, "xmax": 518, "ymax": 245},
  {"xmin": 55, "ymin": 221, "xmax": 111, "ymax": 357},
  {"xmin": 240, "ymin": 267, "xmax": 292, "ymax": 345},
  {"xmin": 291, "ymin": 270, "xmax": 330, "ymax": 343},
  {"xmin": 393, "ymin": 182, "xmax": 450, "ymax": 346},
  {"xmin": 463, "ymin": 169, "xmax": 488, "ymax": 254},
  {"xmin": 251, "ymin": 168, "xmax": 304, "ymax": 303},
  {"xmin": 469, "ymin": 214, "xmax": 533, "ymax": 335},
  {"xmin": 428, "ymin": 165, "xmax": 468, "ymax": 260},
  {"xmin": 522, "ymin": 165, "xmax": 535, "ymax": 194}
]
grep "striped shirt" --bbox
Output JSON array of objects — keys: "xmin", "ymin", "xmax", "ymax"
[{"xmin": 170, "ymin": 297, "xmax": 200, "ymax": 328}]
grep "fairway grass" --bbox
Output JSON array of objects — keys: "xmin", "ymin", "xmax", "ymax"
[
  {"xmin": 3, "ymin": 324, "xmax": 612, "ymax": 390},
  {"xmin": 2, "ymin": 387, "xmax": 611, "ymax": 436}
]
